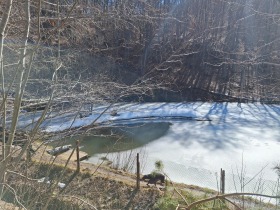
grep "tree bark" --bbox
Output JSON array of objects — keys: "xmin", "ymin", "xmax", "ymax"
[
  {"xmin": 0, "ymin": 0, "xmax": 14, "ymax": 197},
  {"xmin": 5, "ymin": 0, "xmax": 31, "ymax": 158}
]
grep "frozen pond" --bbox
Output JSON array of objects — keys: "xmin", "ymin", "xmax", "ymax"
[
  {"xmin": 20, "ymin": 102, "xmax": 280, "ymax": 196},
  {"xmin": 86, "ymin": 118, "xmax": 280, "ymax": 196}
]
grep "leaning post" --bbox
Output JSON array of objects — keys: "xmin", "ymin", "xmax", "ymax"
[
  {"xmin": 220, "ymin": 168, "xmax": 225, "ymax": 194},
  {"xmin": 136, "ymin": 153, "xmax": 140, "ymax": 190},
  {"xmin": 76, "ymin": 140, "xmax": 80, "ymax": 172}
]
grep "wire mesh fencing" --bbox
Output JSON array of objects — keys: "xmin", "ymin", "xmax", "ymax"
[{"xmin": 138, "ymin": 154, "xmax": 280, "ymax": 207}]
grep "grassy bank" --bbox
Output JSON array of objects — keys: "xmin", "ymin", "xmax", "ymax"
[{"xmin": 1, "ymin": 141, "xmax": 278, "ymax": 210}]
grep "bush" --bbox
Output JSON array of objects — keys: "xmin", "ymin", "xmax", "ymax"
[{"xmin": 154, "ymin": 160, "xmax": 164, "ymax": 171}]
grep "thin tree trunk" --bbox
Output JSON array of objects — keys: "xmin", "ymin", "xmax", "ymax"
[
  {"xmin": 0, "ymin": 0, "xmax": 14, "ymax": 197},
  {"xmin": 5, "ymin": 0, "xmax": 31, "ymax": 157},
  {"xmin": 0, "ymin": 0, "xmax": 30, "ymax": 186}
]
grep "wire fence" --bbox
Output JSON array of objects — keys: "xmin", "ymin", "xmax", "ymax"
[
  {"xmin": 87, "ymin": 147, "xmax": 280, "ymax": 208},
  {"xmin": 136, "ymin": 153, "xmax": 280, "ymax": 206}
]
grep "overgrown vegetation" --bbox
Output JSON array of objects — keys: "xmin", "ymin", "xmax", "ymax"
[
  {"xmin": 2, "ymin": 0, "xmax": 280, "ymax": 104},
  {"xmin": 153, "ymin": 186, "xmax": 229, "ymax": 210},
  {"xmin": 29, "ymin": 0, "xmax": 280, "ymax": 102}
]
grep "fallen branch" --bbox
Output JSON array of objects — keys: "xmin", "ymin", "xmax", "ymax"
[
  {"xmin": 60, "ymin": 195, "xmax": 98, "ymax": 210},
  {"xmin": 185, "ymin": 192, "xmax": 280, "ymax": 210},
  {"xmin": 0, "ymin": 183, "xmax": 27, "ymax": 210}
]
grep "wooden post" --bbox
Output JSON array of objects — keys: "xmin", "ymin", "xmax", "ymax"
[
  {"xmin": 76, "ymin": 140, "xmax": 80, "ymax": 172},
  {"xmin": 136, "ymin": 153, "xmax": 140, "ymax": 190},
  {"xmin": 220, "ymin": 168, "xmax": 225, "ymax": 194}
]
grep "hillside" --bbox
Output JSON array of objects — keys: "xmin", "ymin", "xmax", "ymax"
[{"xmin": 2, "ymin": 0, "xmax": 280, "ymax": 103}]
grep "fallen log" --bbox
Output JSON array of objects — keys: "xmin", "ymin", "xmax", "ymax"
[
  {"xmin": 21, "ymin": 101, "xmax": 49, "ymax": 112},
  {"xmin": 75, "ymin": 155, "xmax": 90, "ymax": 162},
  {"xmin": 47, "ymin": 145, "xmax": 72, "ymax": 156}
]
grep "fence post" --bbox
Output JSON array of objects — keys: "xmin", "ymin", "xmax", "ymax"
[
  {"xmin": 76, "ymin": 140, "xmax": 80, "ymax": 172},
  {"xmin": 220, "ymin": 168, "xmax": 225, "ymax": 194},
  {"xmin": 136, "ymin": 153, "xmax": 140, "ymax": 190}
]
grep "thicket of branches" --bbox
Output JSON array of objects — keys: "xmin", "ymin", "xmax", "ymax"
[
  {"xmin": 35, "ymin": 0, "xmax": 280, "ymax": 102},
  {"xmin": 3, "ymin": 0, "xmax": 279, "ymax": 102}
]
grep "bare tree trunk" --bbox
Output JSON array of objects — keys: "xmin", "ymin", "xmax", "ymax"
[
  {"xmin": 5, "ymin": 0, "xmax": 31, "ymax": 158},
  {"xmin": 0, "ymin": 0, "xmax": 30, "ymax": 190},
  {"xmin": 0, "ymin": 0, "xmax": 14, "ymax": 197}
]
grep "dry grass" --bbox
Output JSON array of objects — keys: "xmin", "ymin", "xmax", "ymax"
[
  {"xmin": 0, "ymin": 200, "xmax": 19, "ymax": 210},
  {"xmin": 2, "ymin": 141, "xmax": 278, "ymax": 210}
]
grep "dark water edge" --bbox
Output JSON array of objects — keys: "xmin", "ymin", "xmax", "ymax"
[{"xmin": 49, "ymin": 122, "xmax": 171, "ymax": 156}]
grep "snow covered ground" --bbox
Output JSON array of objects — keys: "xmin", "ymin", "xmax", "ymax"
[{"xmin": 18, "ymin": 102, "xmax": 280, "ymax": 195}]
